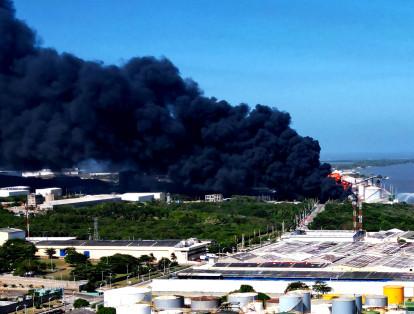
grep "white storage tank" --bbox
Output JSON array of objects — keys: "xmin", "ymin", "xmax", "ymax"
[
  {"xmin": 227, "ymin": 292, "xmax": 258, "ymax": 309},
  {"xmin": 104, "ymin": 287, "xmax": 152, "ymax": 308},
  {"xmin": 153, "ymin": 295, "xmax": 184, "ymax": 310},
  {"xmin": 365, "ymin": 295, "xmax": 388, "ymax": 308},
  {"xmin": 116, "ymin": 303, "xmax": 151, "ymax": 314},
  {"xmin": 288, "ymin": 290, "xmax": 311, "ymax": 313},
  {"xmin": 332, "ymin": 297, "xmax": 356, "ymax": 314},
  {"xmin": 190, "ymin": 296, "xmax": 219, "ymax": 311},
  {"xmin": 279, "ymin": 294, "xmax": 303, "ymax": 313},
  {"xmin": 355, "ymin": 295, "xmax": 362, "ymax": 314}
]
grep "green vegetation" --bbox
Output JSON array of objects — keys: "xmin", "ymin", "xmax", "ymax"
[
  {"xmin": 97, "ymin": 307, "xmax": 116, "ymax": 314},
  {"xmin": 73, "ymin": 298, "xmax": 90, "ymax": 309},
  {"xmin": 70, "ymin": 252, "xmax": 177, "ymax": 291},
  {"xmin": 312, "ymin": 280, "xmax": 332, "ymax": 296},
  {"xmin": 0, "ymin": 199, "xmax": 304, "ymax": 249},
  {"xmin": 284, "ymin": 281, "xmax": 309, "ymax": 294},
  {"xmin": 310, "ymin": 202, "xmax": 414, "ymax": 231},
  {"xmin": 0, "ymin": 239, "xmax": 48, "ymax": 276}
]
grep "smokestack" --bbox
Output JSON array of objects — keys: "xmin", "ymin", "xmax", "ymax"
[{"xmin": 0, "ymin": 0, "xmax": 344, "ymax": 201}]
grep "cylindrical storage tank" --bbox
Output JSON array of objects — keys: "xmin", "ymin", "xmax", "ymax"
[
  {"xmin": 190, "ymin": 296, "xmax": 219, "ymax": 312},
  {"xmin": 355, "ymin": 295, "xmax": 362, "ymax": 314},
  {"xmin": 365, "ymin": 295, "xmax": 388, "ymax": 308},
  {"xmin": 279, "ymin": 294, "xmax": 303, "ymax": 313},
  {"xmin": 116, "ymin": 304, "xmax": 151, "ymax": 314},
  {"xmin": 384, "ymin": 285, "xmax": 404, "ymax": 305},
  {"xmin": 332, "ymin": 297, "xmax": 356, "ymax": 314},
  {"xmin": 154, "ymin": 295, "xmax": 184, "ymax": 310},
  {"xmin": 287, "ymin": 290, "xmax": 311, "ymax": 313},
  {"xmin": 227, "ymin": 292, "xmax": 257, "ymax": 309},
  {"xmin": 104, "ymin": 287, "xmax": 152, "ymax": 307}
]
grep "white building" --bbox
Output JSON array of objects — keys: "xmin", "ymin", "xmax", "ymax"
[
  {"xmin": 0, "ymin": 189, "xmax": 29, "ymax": 198},
  {"xmin": 0, "ymin": 186, "xmax": 30, "ymax": 197},
  {"xmin": 120, "ymin": 192, "xmax": 166, "ymax": 202},
  {"xmin": 35, "ymin": 238, "xmax": 210, "ymax": 263},
  {"xmin": 0, "ymin": 228, "xmax": 26, "ymax": 245},
  {"xmin": 39, "ymin": 194, "xmax": 122, "ymax": 210},
  {"xmin": 35, "ymin": 188, "xmax": 62, "ymax": 198},
  {"xmin": 22, "ymin": 169, "xmax": 55, "ymax": 177},
  {"xmin": 205, "ymin": 194, "xmax": 223, "ymax": 202}
]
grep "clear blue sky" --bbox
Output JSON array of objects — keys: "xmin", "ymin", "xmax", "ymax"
[{"xmin": 13, "ymin": 0, "xmax": 414, "ymax": 159}]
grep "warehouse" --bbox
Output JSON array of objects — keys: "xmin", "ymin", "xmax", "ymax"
[
  {"xmin": 120, "ymin": 192, "xmax": 166, "ymax": 202},
  {"xmin": 35, "ymin": 238, "xmax": 210, "ymax": 263},
  {"xmin": 0, "ymin": 228, "xmax": 25, "ymax": 245},
  {"xmin": 0, "ymin": 186, "xmax": 30, "ymax": 197},
  {"xmin": 39, "ymin": 194, "xmax": 122, "ymax": 210}
]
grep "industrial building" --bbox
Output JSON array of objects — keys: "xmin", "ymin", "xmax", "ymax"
[
  {"xmin": 39, "ymin": 194, "xmax": 122, "ymax": 210},
  {"xmin": 101, "ymin": 283, "xmax": 414, "ymax": 314},
  {"xmin": 0, "ymin": 228, "xmax": 25, "ymax": 245},
  {"xmin": 205, "ymin": 194, "xmax": 223, "ymax": 202},
  {"xmin": 35, "ymin": 238, "xmax": 210, "ymax": 263},
  {"xmin": 149, "ymin": 228, "xmax": 414, "ymax": 304},
  {"xmin": 120, "ymin": 192, "xmax": 166, "ymax": 202},
  {"xmin": 35, "ymin": 187, "xmax": 62, "ymax": 199},
  {"xmin": 0, "ymin": 186, "xmax": 29, "ymax": 197}
]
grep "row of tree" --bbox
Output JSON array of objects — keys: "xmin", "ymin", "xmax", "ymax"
[
  {"xmin": 285, "ymin": 280, "xmax": 332, "ymax": 296},
  {"xmin": 60, "ymin": 249, "xmax": 178, "ymax": 291}
]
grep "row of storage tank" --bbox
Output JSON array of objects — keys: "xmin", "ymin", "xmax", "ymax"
[{"xmin": 103, "ymin": 285, "xmax": 409, "ymax": 314}]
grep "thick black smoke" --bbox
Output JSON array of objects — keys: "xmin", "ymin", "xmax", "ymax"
[{"xmin": 0, "ymin": 0, "xmax": 343, "ymax": 200}]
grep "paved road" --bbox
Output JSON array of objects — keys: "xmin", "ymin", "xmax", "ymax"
[{"xmin": 301, "ymin": 203, "xmax": 325, "ymax": 229}]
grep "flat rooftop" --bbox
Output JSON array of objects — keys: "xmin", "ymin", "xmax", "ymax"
[
  {"xmin": 177, "ymin": 268, "xmax": 414, "ymax": 281},
  {"xmin": 36, "ymin": 239, "xmax": 207, "ymax": 248},
  {"xmin": 0, "ymin": 227, "xmax": 24, "ymax": 233},
  {"xmin": 179, "ymin": 229, "xmax": 414, "ymax": 281}
]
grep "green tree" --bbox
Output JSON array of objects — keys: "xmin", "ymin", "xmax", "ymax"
[
  {"xmin": 284, "ymin": 281, "xmax": 309, "ymax": 294},
  {"xmin": 0, "ymin": 239, "xmax": 37, "ymax": 271},
  {"xmin": 312, "ymin": 280, "xmax": 332, "ymax": 296},
  {"xmin": 13, "ymin": 259, "xmax": 47, "ymax": 276},
  {"xmin": 74, "ymin": 298, "xmax": 90, "ymax": 308},
  {"xmin": 64, "ymin": 248, "xmax": 88, "ymax": 266},
  {"xmin": 239, "ymin": 285, "xmax": 255, "ymax": 293},
  {"xmin": 97, "ymin": 254, "xmax": 139, "ymax": 275},
  {"xmin": 97, "ymin": 307, "xmax": 116, "ymax": 314},
  {"xmin": 157, "ymin": 258, "xmax": 171, "ymax": 271}
]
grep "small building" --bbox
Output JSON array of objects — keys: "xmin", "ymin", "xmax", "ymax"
[
  {"xmin": 0, "ymin": 228, "xmax": 26, "ymax": 245},
  {"xmin": 35, "ymin": 238, "xmax": 210, "ymax": 264},
  {"xmin": 205, "ymin": 194, "xmax": 223, "ymax": 202},
  {"xmin": 39, "ymin": 194, "xmax": 122, "ymax": 210},
  {"xmin": 120, "ymin": 192, "xmax": 166, "ymax": 202}
]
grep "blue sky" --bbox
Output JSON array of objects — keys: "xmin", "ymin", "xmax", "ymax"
[{"xmin": 13, "ymin": 0, "xmax": 414, "ymax": 159}]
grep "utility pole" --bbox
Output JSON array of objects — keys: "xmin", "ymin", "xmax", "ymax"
[{"xmin": 93, "ymin": 217, "xmax": 99, "ymax": 240}]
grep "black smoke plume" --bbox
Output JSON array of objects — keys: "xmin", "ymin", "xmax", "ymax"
[{"xmin": 0, "ymin": 0, "xmax": 343, "ymax": 200}]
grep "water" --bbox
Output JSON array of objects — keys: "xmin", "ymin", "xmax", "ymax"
[{"xmin": 358, "ymin": 163, "xmax": 414, "ymax": 203}]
